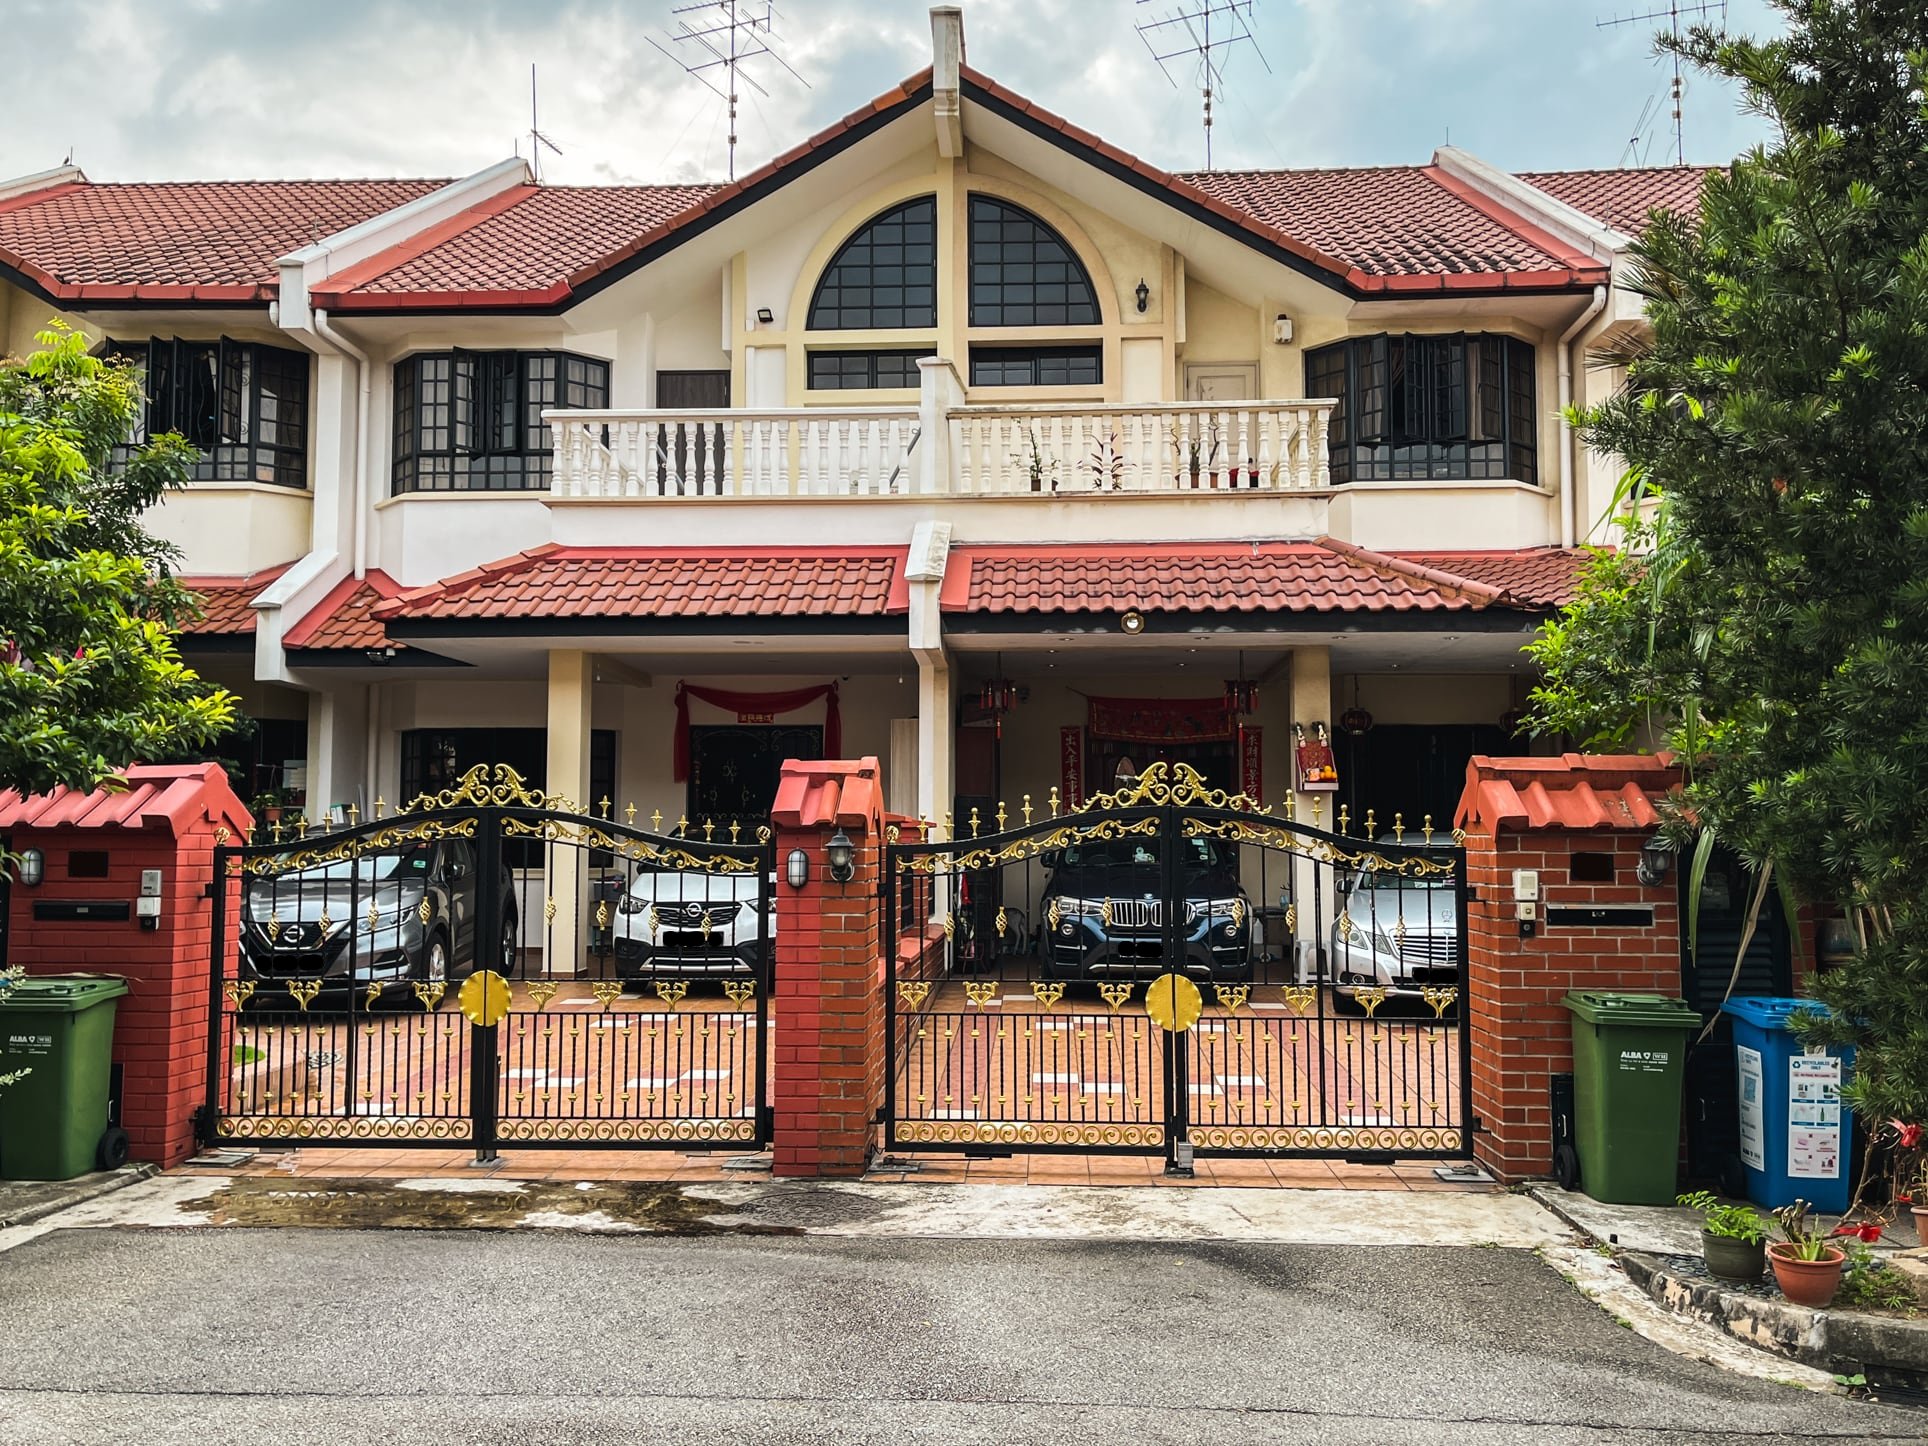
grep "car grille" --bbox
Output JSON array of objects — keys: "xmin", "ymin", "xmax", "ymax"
[
  {"xmin": 249, "ymin": 950, "xmax": 332, "ymax": 978},
  {"xmin": 657, "ymin": 901, "xmax": 742, "ymax": 928},
  {"xmin": 1398, "ymin": 934, "xmax": 1458, "ymax": 973},
  {"xmin": 1105, "ymin": 899, "xmax": 1161, "ymax": 930}
]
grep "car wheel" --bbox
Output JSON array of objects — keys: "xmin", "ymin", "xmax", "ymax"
[
  {"xmin": 500, "ymin": 915, "xmax": 519, "ymax": 974},
  {"xmin": 424, "ymin": 932, "xmax": 451, "ymax": 990}
]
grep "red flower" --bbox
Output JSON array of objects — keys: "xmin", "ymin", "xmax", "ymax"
[
  {"xmin": 1831, "ymin": 1222, "xmax": 1884, "ymax": 1242},
  {"xmin": 1891, "ymin": 1119, "xmax": 1924, "ymax": 1150}
]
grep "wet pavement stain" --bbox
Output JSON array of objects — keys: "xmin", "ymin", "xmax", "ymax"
[{"xmin": 173, "ymin": 1176, "xmax": 803, "ymax": 1235}]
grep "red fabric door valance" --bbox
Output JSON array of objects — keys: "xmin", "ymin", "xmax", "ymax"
[{"xmin": 673, "ymin": 681, "xmax": 841, "ymax": 780}]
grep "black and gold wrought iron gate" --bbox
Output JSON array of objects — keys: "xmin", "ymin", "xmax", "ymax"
[
  {"xmin": 202, "ymin": 765, "xmax": 774, "ymax": 1155},
  {"xmin": 883, "ymin": 762, "xmax": 1472, "ymax": 1171}
]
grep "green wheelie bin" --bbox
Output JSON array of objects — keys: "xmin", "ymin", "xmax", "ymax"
[
  {"xmin": 0, "ymin": 974, "xmax": 130, "ymax": 1180},
  {"xmin": 1561, "ymin": 991, "xmax": 1700, "ymax": 1205}
]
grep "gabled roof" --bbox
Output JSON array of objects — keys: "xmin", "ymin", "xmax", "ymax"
[
  {"xmin": 370, "ymin": 545, "xmax": 912, "ymax": 626},
  {"xmin": 0, "ymin": 762, "xmax": 250, "ymax": 835},
  {"xmin": 1516, "ymin": 166, "xmax": 1713, "ymax": 235},
  {"xmin": 938, "ymin": 540, "xmax": 1551, "ymax": 616},
  {"xmin": 283, "ymin": 571, "xmax": 405, "ymax": 652},
  {"xmin": 177, "ymin": 564, "xmax": 290, "ymax": 637},
  {"xmin": 1455, "ymin": 753, "xmax": 1677, "ymax": 834},
  {"xmin": 0, "ymin": 180, "xmax": 443, "ymax": 304}
]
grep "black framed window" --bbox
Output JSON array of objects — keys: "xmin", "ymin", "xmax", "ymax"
[
  {"xmin": 969, "ymin": 345, "xmax": 1102, "ymax": 388},
  {"xmin": 806, "ymin": 348, "xmax": 935, "ymax": 391},
  {"xmin": 1304, "ymin": 333, "xmax": 1537, "ymax": 485},
  {"xmin": 106, "ymin": 337, "xmax": 310, "ymax": 487},
  {"xmin": 806, "ymin": 197, "xmax": 938, "ymax": 330},
  {"xmin": 968, "ymin": 196, "xmax": 1099, "ymax": 327},
  {"xmin": 393, "ymin": 350, "xmax": 608, "ymax": 493}
]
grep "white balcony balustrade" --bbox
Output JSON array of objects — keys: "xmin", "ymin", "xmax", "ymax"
[{"xmin": 547, "ymin": 367, "xmax": 1334, "ymax": 502}]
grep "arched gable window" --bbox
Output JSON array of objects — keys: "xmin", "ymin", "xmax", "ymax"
[
  {"xmin": 806, "ymin": 197, "xmax": 938, "ymax": 330},
  {"xmin": 968, "ymin": 196, "xmax": 1099, "ymax": 327}
]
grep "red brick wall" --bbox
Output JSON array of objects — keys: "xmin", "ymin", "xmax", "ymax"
[
  {"xmin": 770, "ymin": 759, "xmax": 886, "ymax": 1177},
  {"xmin": 1466, "ymin": 827, "xmax": 1682, "ymax": 1182},
  {"xmin": 5, "ymin": 824, "xmax": 222, "ymax": 1167}
]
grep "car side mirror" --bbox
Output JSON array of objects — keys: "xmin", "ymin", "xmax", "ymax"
[
  {"xmin": 1336, "ymin": 871, "xmax": 1354, "ymax": 897},
  {"xmin": 1040, "ymin": 850, "xmax": 1061, "ymax": 870}
]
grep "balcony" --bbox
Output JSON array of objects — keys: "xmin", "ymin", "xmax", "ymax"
[{"xmin": 547, "ymin": 393, "xmax": 1334, "ymax": 502}]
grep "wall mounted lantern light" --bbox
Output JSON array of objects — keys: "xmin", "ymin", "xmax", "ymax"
[
  {"xmin": 785, "ymin": 848, "xmax": 810, "ymax": 890},
  {"xmin": 1135, "ymin": 278, "xmax": 1150, "ymax": 313},
  {"xmin": 825, "ymin": 829, "xmax": 856, "ymax": 885},
  {"xmin": 16, "ymin": 847, "xmax": 44, "ymax": 887},
  {"xmin": 1635, "ymin": 834, "xmax": 1675, "ymax": 888},
  {"xmin": 756, "ymin": 307, "xmax": 775, "ymax": 324}
]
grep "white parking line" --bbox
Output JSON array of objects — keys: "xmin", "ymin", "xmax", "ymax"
[{"xmin": 1030, "ymin": 1072, "xmax": 1081, "ymax": 1085}]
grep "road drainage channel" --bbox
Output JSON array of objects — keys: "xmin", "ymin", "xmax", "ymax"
[{"xmin": 174, "ymin": 1176, "xmax": 804, "ymax": 1234}]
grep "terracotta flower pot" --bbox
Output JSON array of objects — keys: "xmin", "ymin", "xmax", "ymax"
[
  {"xmin": 1913, "ymin": 1206, "xmax": 1928, "ymax": 1245},
  {"xmin": 1768, "ymin": 1243, "xmax": 1846, "ymax": 1308},
  {"xmin": 1702, "ymin": 1229, "xmax": 1766, "ymax": 1283}
]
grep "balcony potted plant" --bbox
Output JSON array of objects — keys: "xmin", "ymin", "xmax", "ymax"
[
  {"xmin": 1767, "ymin": 1198, "xmax": 1847, "ymax": 1307},
  {"xmin": 1170, "ymin": 419, "xmax": 1222, "ymax": 487},
  {"xmin": 1012, "ymin": 428, "xmax": 1059, "ymax": 493},
  {"xmin": 251, "ymin": 789, "xmax": 285, "ymax": 825},
  {"xmin": 1676, "ymin": 1191, "xmax": 1769, "ymax": 1283}
]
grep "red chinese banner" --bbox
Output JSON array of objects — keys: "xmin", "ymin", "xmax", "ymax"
[
  {"xmin": 673, "ymin": 681, "xmax": 840, "ymax": 781},
  {"xmin": 1239, "ymin": 726, "xmax": 1263, "ymax": 799},
  {"xmin": 1060, "ymin": 727, "xmax": 1085, "ymax": 808},
  {"xmin": 1085, "ymin": 694, "xmax": 1234, "ymax": 744}
]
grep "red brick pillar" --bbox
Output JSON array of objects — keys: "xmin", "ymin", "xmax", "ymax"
[
  {"xmin": 1, "ymin": 764, "xmax": 251, "ymax": 1168},
  {"xmin": 769, "ymin": 757, "xmax": 885, "ymax": 1178},
  {"xmin": 1457, "ymin": 754, "xmax": 1683, "ymax": 1182}
]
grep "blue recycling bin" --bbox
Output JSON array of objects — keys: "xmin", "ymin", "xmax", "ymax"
[{"xmin": 1719, "ymin": 997, "xmax": 1853, "ymax": 1215}]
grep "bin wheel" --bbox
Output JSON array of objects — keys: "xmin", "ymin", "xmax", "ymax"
[
  {"xmin": 1553, "ymin": 1142, "xmax": 1580, "ymax": 1191},
  {"xmin": 96, "ymin": 1126, "xmax": 130, "ymax": 1172}
]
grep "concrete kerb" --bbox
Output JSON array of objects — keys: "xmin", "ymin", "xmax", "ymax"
[
  {"xmin": 1530, "ymin": 1183, "xmax": 1928, "ymax": 1388},
  {"xmin": 0, "ymin": 1164, "xmax": 160, "ymax": 1229}
]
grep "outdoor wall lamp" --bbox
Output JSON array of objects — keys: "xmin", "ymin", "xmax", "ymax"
[
  {"xmin": 1134, "ymin": 278, "xmax": 1150, "ymax": 313},
  {"xmin": 1273, "ymin": 312, "xmax": 1294, "ymax": 344},
  {"xmin": 756, "ymin": 306, "xmax": 775, "ymax": 324},
  {"xmin": 785, "ymin": 848, "xmax": 810, "ymax": 889},
  {"xmin": 1635, "ymin": 834, "xmax": 1675, "ymax": 887},
  {"xmin": 825, "ymin": 829, "xmax": 856, "ymax": 885},
  {"xmin": 16, "ymin": 847, "xmax": 44, "ymax": 887}
]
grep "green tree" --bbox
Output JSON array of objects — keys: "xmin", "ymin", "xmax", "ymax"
[
  {"xmin": 0, "ymin": 324, "xmax": 236, "ymax": 799},
  {"xmin": 1529, "ymin": 2, "xmax": 1928, "ymax": 1126}
]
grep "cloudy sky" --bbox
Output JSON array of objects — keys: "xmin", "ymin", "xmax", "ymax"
[{"xmin": 3, "ymin": 0, "xmax": 1782, "ymax": 186}]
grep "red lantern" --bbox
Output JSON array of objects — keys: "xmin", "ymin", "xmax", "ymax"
[{"xmin": 1340, "ymin": 706, "xmax": 1374, "ymax": 737}]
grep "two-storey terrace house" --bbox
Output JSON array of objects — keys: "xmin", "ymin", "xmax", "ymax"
[{"xmin": 0, "ymin": 9, "xmax": 1703, "ymax": 857}]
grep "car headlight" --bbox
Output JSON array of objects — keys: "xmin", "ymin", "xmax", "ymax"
[{"xmin": 1186, "ymin": 898, "xmax": 1246, "ymax": 926}]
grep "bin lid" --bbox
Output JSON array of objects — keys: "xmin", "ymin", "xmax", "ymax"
[
  {"xmin": 1561, "ymin": 990, "xmax": 1700, "ymax": 1027},
  {"xmin": 0, "ymin": 974, "xmax": 130, "ymax": 1010},
  {"xmin": 1719, "ymin": 995, "xmax": 1831, "ymax": 1029}
]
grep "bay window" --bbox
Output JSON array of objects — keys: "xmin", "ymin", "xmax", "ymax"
[{"xmin": 392, "ymin": 350, "xmax": 609, "ymax": 493}]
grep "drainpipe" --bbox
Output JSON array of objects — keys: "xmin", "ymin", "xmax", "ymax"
[
  {"xmin": 313, "ymin": 308, "xmax": 372, "ymax": 580},
  {"xmin": 1558, "ymin": 285, "xmax": 1608, "ymax": 549}
]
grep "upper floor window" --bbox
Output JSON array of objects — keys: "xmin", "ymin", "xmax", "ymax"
[
  {"xmin": 968, "ymin": 196, "xmax": 1099, "ymax": 328},
  {"xmin": 106, "ymin": 337, "xmax": 310, "ymax": 488},
  {"xmin": 1305, "ymin": 333, "xmax": 1537, "ymax": 485},
  {"xmin": 392, "ymin": 350, "xmax": 609, "ymax": 493},
  {"xmin": 807, "ymin": 197, "xmax": 938, "ymax": 331}
]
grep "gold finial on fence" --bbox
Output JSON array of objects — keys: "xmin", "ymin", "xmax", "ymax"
[
  {"xmin": 1048, "ymin": 786, "xmax": 1061, "ymax": 818},
  {"xmin": 1284, "ymin": 793, "xmax": 1296, "ymax": 821},
  {"xmin": 296, "ymin": 815, "xmax": 310, "ymax": 838},
  {"xmin": 347, "ymin": 804, "xmax": 360, "ymax": 827},
  {"xmin": 918, "ymin": 815, "xmax": 931, "ymax": 843},
  {"xmin": 1393, "ymin": 812, "xmax": 1405, "ymax": 843},
  {"xmin": 1337, "ymin": 804, "xmax": 1350, "ymax": 837},
  {"xmin": 598, "ymin": 797, "xmax": 611, "ymax": 819},
  {"xmin": 1364, "ymin": 808, "xmax": 1376, "ymax": 839},
  {"xmin": 969, "ymin": 807, "xmax": 981, "ymax": 838},
  {"xmin": 730, "ymin": 820, "xmax": 741, "ymax": 843},
  {"xmin": 676, "ymin": 814, "xmax": 689, "ymax": 837},
  {"xmin": 375, "ymin": 797, "xmax": 387, "ymax": 820},
  {"xmin": 1022, "ymin": 793, "xmax": 1034, "ymax": 825},
  {"xmin": 625, "ymin": 803, "xmax": 637, "ymax": 825},
  {"xmin": 995, "ymin": 801, "xmax": 1008, "ymax": 832},
  {"xmin": 702, "ymin": 819, "xmax": 716, "ymax": 842},
  {"xmin": 1311, "ymin": 797, "xmax": 1324, "ymax": 829},
  {"xmin": 271, "ymin": 820, "xmax": 284, "ymax": 844},
  {"xmin": 944, "ymin": 811, "xmax": 954, "ymax": 841},
  {"xmin": 1423, "ymin": 814, "xmax": 1435, "ymax": 846},
  {"xmin": 651, "ymin": 809, "xmax": 663, "ymax": 833}
]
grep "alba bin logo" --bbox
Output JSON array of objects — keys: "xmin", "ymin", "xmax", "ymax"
[{"xmin": 1618, "ymin": 1047, "xmax": 1671, "ymax": 1074}]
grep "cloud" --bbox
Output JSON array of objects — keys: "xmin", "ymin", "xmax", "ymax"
[{"xmin": 0, "ymin": 0, "xmax": 1781, "ymax": 184}]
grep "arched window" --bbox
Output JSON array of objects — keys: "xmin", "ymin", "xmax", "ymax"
[
  {"xmin": 968, "ymin": 196, "xmax": 1099, "ymax": 327},
  {"xmin": 807, "ymin": 197, "xmax": 938, "ymax": 330}
]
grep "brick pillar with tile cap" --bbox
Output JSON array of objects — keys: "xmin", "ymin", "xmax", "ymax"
[
  {"xmin": 769, "ymin": 756, "xmax": 886, "ymax": 1177},
  {"xmin": 0, "ymin": 764, "xmax": 253, "ymax": 1168},
  {"xmin": 1455, "ymin": 754, "xmax": 1684, "ymax": 1184}
]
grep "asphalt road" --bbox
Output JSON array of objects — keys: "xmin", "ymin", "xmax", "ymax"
[{"xmin": 0, "ymin": 1229, "xmax": 1917, "ymax": 1445}]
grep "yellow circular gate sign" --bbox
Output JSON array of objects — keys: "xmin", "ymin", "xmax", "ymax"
[
  {"xmin": 458, "ymin": 969, "xmax": 512, "ymax": 1028},
  {"xmin": 1144, "ymin": 972, "xmax": 1203, "ymax": 1033}
]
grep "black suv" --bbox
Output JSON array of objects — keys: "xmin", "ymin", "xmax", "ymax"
[
  {"xmin": 239, "ymin": 839, "xmax": 517, "ymax": 1003},
  {"xmin": 1038, "ymin": 834, "xmax": 1253, "ymax": 980}
]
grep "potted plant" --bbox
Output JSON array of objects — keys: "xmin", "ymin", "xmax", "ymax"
[
  {"xmin": 1676, "ymin": 1191, "xmax": 1769, "ymax": 1282},
  {"xmin": 1011, "ymin": 428, "xmax": 1058, "ymax": 493},
  {"xmin": 1082, "ymin": 429, "xmax": 1128, "ymax": 491},
  {"xmin": 251, "ymin": 789, "xmax": 285, "ymax": 824},
  {"xmin": 1170, "ymin": 420, "xmax": 1222, "ymax": 487},
  {"xmin": 1767, "ymin": 1198, "xmax": 1848, "ymax": 1308}
]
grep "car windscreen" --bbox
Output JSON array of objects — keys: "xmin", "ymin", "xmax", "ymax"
[
  {"xmin": 1356, "ymin": 862, "xmax": 1452, "ymax": 890},
  {"xmin": 262, "ymin": 848, "xmax": 432, "ymax": 884},
  {"xmin": 1058, "ymin": 836, "xmax": 1228, "ymax": 872}
]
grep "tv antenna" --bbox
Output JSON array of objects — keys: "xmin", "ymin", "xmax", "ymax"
[
  {"xmin": 525, "ymin": 64, "xmax": 564, "ymax": 183},
  {"xmin": 1135, "ymin": 0, "xmax": 1270, "ymax": 171},
  {"xmin": 650, "ymin": 0, "xmax": 809, "ymax": 181},
  {"xmin": 1597, "ymin": 1, "xmax": 1727, "ymax": 166}
]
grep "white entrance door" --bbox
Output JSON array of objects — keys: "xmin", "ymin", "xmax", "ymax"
[{"xmin": 1184, "ymin": 362, "xmax": 1259, "ymax": 402}]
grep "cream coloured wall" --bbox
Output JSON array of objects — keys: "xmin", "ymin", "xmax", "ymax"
[
  {"xmin": 1176, "ymin": 277, "xmax": 1259, "ymax": 389},
  {"xmin": 150, "ymin": 483, "xmax": 313, "ymax": 575}
]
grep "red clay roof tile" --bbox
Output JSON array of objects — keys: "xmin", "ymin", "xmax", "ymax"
[
  {"xmin": 1396, "ymin": 549, "xmax": 1593, "ymax": 608},
  {"xmin": 1517, "ymin": 166, "xmax": 1713, "ymax": 234},
  {"xmin": 0, "ymin": 180, "xmax": 443, "ymax": 302},
  {"xmin": 282, "ymin": 572, "xmax": 404, "ymax": 651},
  {"xmin": 176, "ymin": 565, "xmax": 291, "ymax": 636},
  {"xmin": 1454, "ymin": 753, "xmax": 1678, "ymax": 835},
  {"xmin": 372, "ymin": 547, "xmax": 909, "ymax": 624},
  {"xmin": 0, "ymin": 762, "xmax": 251, "ymax": 835}
]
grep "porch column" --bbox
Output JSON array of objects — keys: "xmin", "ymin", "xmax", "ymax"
[
  {"xmin": 303, "ymin": 683, "xmax": 367, "ymax": 826},
  {"xmin": 546, "ymin": 649, "xmax": 593, "ymax": 977},
  {"xmin": 915, "ymin": 658, "xmax": 953, "ymax": 828},
  {"xmin": 1289, "ymin": 645, "xmax": 1333, "ymax": 969}
]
